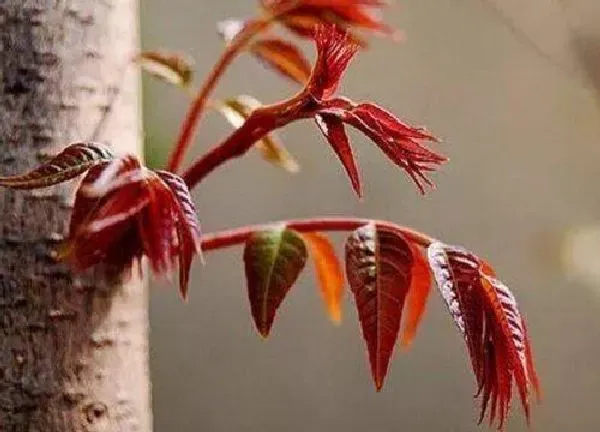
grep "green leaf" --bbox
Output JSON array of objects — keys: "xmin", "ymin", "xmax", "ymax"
[
  {"xmin": 243, "ymin": 225, "xmax": 308, "ymax": 337},
  {"xmin": 136, "ymin": 50, "xmax": 194, "ymax": 88},
  {"xmin": 0, "ymin": 142, "xmax": 114, "ymax": 189},
  {"xmin": 214, "ymin": 95, "xmax": 300, "ymax": 173}
]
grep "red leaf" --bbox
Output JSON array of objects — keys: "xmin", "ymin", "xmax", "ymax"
[
  {"xmin": 156, "ymin": 170, "xmax": 202, "ymax": 299},
  {"xmin": 302, "ymin": 232, "xmax": 344, "ymax": 324},
  {"xmin": 74, "ymin": 154, "xmax": 144, "ymax": 199},
  {"xmin": 0, "ymin": 142, "xmax": 114, "ymax": 189},
  {"xmin": 261, "ymin": 0, "xmax": 396, "ymax": 41},
  {"xmin": 155, "ymin": 171, "xmax": 201, "ymax": 247},
  {"xmin": 345, "ymin": 223, "xmax": 413, "ymax": 390},
  {"xmin": 276, "ymin": 11, "xmax": 369, "ymax": 48},
  {"xmin": 135, "ymin": 177, "xmax": 179, "ymax": 276},
  {"xmin": 250, "ymin": 38, "xmax": 312, "ymax": 85},
  {"xmin": 244, "ymin": 226, "xmax": 308, "ymax": 337},
  {"xmin": 64, "ymin": 157, "xmax": 202, "ymax": 299},
  {"xmin": 68, "ymin": 155, "xmax": 144, "ymax": 248},
  {"xmin": 66, "ymin": 179, "xmax": 149, "ymax": 272},
  {"xmin": 310, "ymin": 96, "xmax": 445, "ymax": 194},
  {"xmin": 522, "ymin": 319, "xmax": 541, "ymax": 401},
  {"xmin": 275, "ymin": 11, "xmax": 331, "ymax": 39},
  {"xmin": 479, "ymin": 275, "xmax": 533, "ymax": 424},
  {"xmin": 427, "ymin": 242, "xmax": 539, "ymax": 428},
  {"xmin": 68, "ymin": 165, "xmax": 107, "ymax": 240},
  {"xmin": 399, "ymin": 243, "xmax": 431, "ymax": 347},
  {"xmin": 308, "ymin": 25, "xmax": 359, "ymax": 100},
  {"xmin": 317, "ymin": 1, "xmax": 394, "ymax": 34},
  {"xmin": 344, "ymin": 103, "xmax": 445, "ymax": 193},
  {"xmin": 296, "ymin": 25, "xmax": 443, "ymax": 195},
  {"xmin": 315, "ymin": 113, "xmax": 362, "ymax": 197}
]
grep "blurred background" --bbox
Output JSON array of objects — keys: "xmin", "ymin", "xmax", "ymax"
[{"xmin": 140, "ymin": 1, "xmax": 600, "ymax": 431}]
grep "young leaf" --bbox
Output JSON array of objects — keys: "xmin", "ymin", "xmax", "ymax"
[
  {"xmin": 214, "ymin": 95, "xmax": 299, "ymax": 172},
  {"xmin": 79, "ymin": 154, "xmax": 146, "ymax": 198},
  {"xmin": 399, "ymin": 242, "xmax": 432, "ymax": 347},
  {"xmin": 302, "ymin": 232, "xmax": 344, "ymax": 324},
  {"xmin": 260, "ymin": 0, "xmax": 392, "ymax": 44},
  {"xmin": 309, "ymin": 25, "xmax": 360, "ymax": 100},
  {"xmin": 272, "ymin": 11, "xmax": 330, "ymax": 40},
  {"xmin": 136, "ymin": 51, "xmax": 194, "ymax": 88},
  {"xmin": 68, "ymin": 155, "xmax": 144, "ymax": 243},
  {"xmin": 315, "ymin": 113, "xmax": 361, "ymax": 197},
  {"xmin": 134, "ymin": 178, "xmax": 179, "ymax": 276},
  {"xmin": 522, "ymin": 319, "xmax": 541, "ymax": 401},
  {"xmin": 64, "ymin": 158, "xmax": 202, "ymax": 299},
  {"xmin": 250, "ymin": 38, "xmax": 312, "ymax": 85},
  {"xmin": 156, "ymin": 170, "xmax": 203, "ymax": 299},
  {"xmin": 479, "ymin": 275, "xmax": 534, "ymax": 424},
  {"xmin": 66, "ymin": 178, "xmax": 150, "ymax": 272},
  {"xmin": 345, "ymin": 223, "xmax": 413, "ymax": 390},
  {"xmin": 427, "ymin": 242, "xmax": 539, "ymax": 428},
  {"xmin": 427, "ymin": 243, "xmax": 486, "ymax": 374},
  {"xmin": 0, "ymin": 142, "xmax": 114, "ymax": 189},
  {"xmin": 243, "ymin": 225, "xmax": 308, "ymax": 337},
  {"xmin": 301, "ymin": 25, "xmax": 444, "ymax": 195},
  {"xmin": 344, "ymin": 102, "xmax": 445, "ymax": 194}
]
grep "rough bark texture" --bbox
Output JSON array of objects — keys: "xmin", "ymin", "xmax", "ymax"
[{"xmin": 0, "ymin": 1, "xmax": 150, "ymax": 431}]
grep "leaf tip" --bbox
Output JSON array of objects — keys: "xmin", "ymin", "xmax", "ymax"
[
  {"xmin": 282, "ymin": 158, "xmax": 300, "ymax": 174},
  {"xmin": 329, "ymin": 305, "xmax": 342, "ymax": 325},
  {"xmin": 258, "ymin": 324, "xmax": 271, "ymax": 339},
  {"xmin": 399, "ymin": 334, "xmax": 414, "ymax": 350},
  {"xmin": 352, "ymin": 180, "xmax": 363, "ymax": 200},
  {"xmin": 179, "ymin": 288, "xmax": 189, "ymax": 303}
]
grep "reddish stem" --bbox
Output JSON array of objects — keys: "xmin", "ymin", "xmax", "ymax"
[
  {"xmin": 182, "ymin": 93, "xmax": 309, "ymax": 188},
  {"xmin": 200, "ymin": 217, "xmax": 435, "ymax": 250},
  {"xmin": 167, "ymin": 2, "xmax": 301, "ymax": 173},
  {"xmin": 167, "ymin": 18, "xmax": 272, "ymax": 173}
]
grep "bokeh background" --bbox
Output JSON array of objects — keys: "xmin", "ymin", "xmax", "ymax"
[{"xmin": 141, "ymin": 1, "xmax": 600, "ymax": 431}]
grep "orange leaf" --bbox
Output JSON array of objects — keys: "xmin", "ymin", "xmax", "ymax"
[
  {"xmin": 400, "ymin": 243, "xmax": 431, "ymax": 347},
  {"xmin": 302, "ymin": 232, "xmax": 344, "ymax": 324},
  {"xmin": 136, "ymin": 51, "xmax": 194, "ymax": 87},
  {"xmin": 250, "ymin": 38, "xmax": 312, "ymax": 85}
]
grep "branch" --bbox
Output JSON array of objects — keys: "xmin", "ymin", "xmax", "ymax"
[
  {"xmin": 201, "ymin": 217, "xmax": 435, "ymax": 251},
  {"xmin": 166, "ymin": 18, "xmax": 272, "ymax": 172},
  {"xmin": 181, "ymin": 92, "xmax": 310, "ymax": 188},
  {"xmin": 167, "ymin": 2, "xmax": 303, "ymax": 173}
]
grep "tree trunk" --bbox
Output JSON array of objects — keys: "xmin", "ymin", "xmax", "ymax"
[{"xmin": 0, "ymin": 1, "xmax": 151, "ymax": 431}]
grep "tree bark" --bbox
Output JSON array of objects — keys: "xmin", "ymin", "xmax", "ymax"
[{"xmin": 0, "ymin": 1, "xmax": 151, "ymax": 431}]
